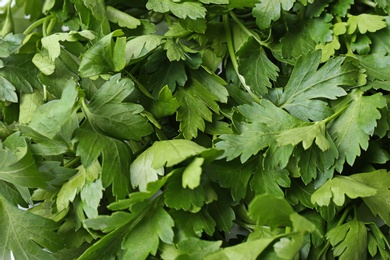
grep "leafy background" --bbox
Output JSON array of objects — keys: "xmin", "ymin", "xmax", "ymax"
[{"xmin": 0, "ymin": 0, "xmax": 390, "ymax": 259}]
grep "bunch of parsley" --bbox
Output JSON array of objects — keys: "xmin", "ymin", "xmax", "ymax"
[{"xmin": 1, "ymin": 0, "xmax": 390, "ymax": 259}]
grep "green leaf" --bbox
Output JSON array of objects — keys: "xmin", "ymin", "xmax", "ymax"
[
  {"xmin": 0, "ymin": 54, "xmax": 42, "ymax": 94},
  {"xmin": 164, "ymin": 169, "xmax": 206, "ymax": 212},
  {"xmin": 130, "ymin": 140, "xmax": 206, "ymax": 191},
  {"xmin": 205, "ymin": 237, "xmax": 275, "ymax": 260},
  {"xmin": 79, "ymin": 30, "xmax": 125, "ymax": 77},
  {"xmin": 175, "ymin": 76, "xmax": 222, "ymax": 139},
  {"xmin": 146, "ymin": 0, "xmax": 207, "ymax": 19},
  {"xmin": 252, "ymin": 0, "xmax": 296, "ymax": 29},
  {"xmin": 237, "ymin": 37, "xmax": 279, "ymax": 95},
  {"xmin": 171, "ymin": 209, "xmax": 216, "ymax": 237},
  {"xmin": 208, "ymin": 196, "xmax": 235, "ymax": 233},
  {"xmin": 167, "ymin": 237, "xmax": 222, "ymax": 260},
  {"xmin": 83, "ymin": 211, "xmax": 133, "ymax": 233},
  {"xmin": 142, "ymin": 51, "xmax": 187, "ymax": 95},
  {"xmin": 250, "ymin": 168, "xmax": 290, "ymax": 197},
  {"xmin": 81, "ymin": 74, "xmax": 153, "ymax": 141},
  {"xmin": 351, "ymin": 170, "xmax": 390, "ymax": 226},
  {"xmin": 216, "ymin": 100, "xmax": 301, "ymax": 162},
  {"xmin": 0, "ymin": 133, "xmax": 49, "ymax": 188},
  {"xmin": 311, "ymin": 176, "xmax": 377, "ymax": 207},
  {"xmin": 41, "ymin": 31, "xmax": 95, "ymax": 61},
  {"xmin": 279, "ymin": 51, "xmax": 358, "ymax": 121},
  {"xmin": 329, "ymin": 90, "xmax": 386, "ymax": 167},
  {"xmin": 81, "ymin": 178, "xmax": 103, "ymax": 218},
  {"xmin": 277, "ymin": 121, "xmax": 330, "ymax": 151},
  {"xmin": 307, "ymin": 13, "xmax": 333, "ymax": 44},
  {"xmin": 326, "ymin": 218, "xmax": 367, "ymax": 260},
  {"xmin": 358, "ymin": 53, "xmax": 390, "ymax": 81},
  {"xmin": 0, "ymin": 75, "xmax": 17, "ymax": 102},
  {"xmin": 205, "ymin": 159, "xmax": 255, "ymax": 200},
  {"xmin": 148, "ymin": 86, "xmax": 180, "ymax": 118},
  {"xmin": 125, "ymin": 35, "xmax": 163, "ymax": 63},
  {"xmin": 0, "ymin": 34, "xmax": 24, "ymax": 58},
  {"xmin": 248, "ymin": 193, "xmax": 294, "ymax": 229},
  {"xmin": 182, "ymin": 157, "xmax": 204, "ymax": 189},
  {"xmin": 122, "ymin": 207, "xmax": 174, "ymax": 259},
  {"xmin": 28, "ymin": 80, "xmax": 78, "ymax": 140},
  {"xmin": 74, "ymin": 128, "xmax": 132, "ymax": 199},
  {"xmin": 347, "ymin": 14, "xmax": 386, "ymax": 34},
  {"xmin": 0, "ymin": 194, "xmax": 63, "ymax": 260},
  {"xmin": 106, "ymin": 6, "xmax": 141, "ymax": 29}
]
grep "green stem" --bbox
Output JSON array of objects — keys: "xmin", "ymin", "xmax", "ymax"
[
  {"xmin": 222, "ymin": 14, "xmax": 261, "ymax": 103},
  {"xmin": 45, "ymin": 16, "xmax": 57, "ymax": 36},
  {"xmin": 65, "ymin": 157, "xmax": 80, "ymax": 168},
  {"xmin": 229, "ymin": 12, "xmax": 268, "ymax": 47},
  {"xmin": 316, "ymin": 206, "xmax": 352, "ymax": 260},
  {"xmin": 23, "ymin": 17, "xmax": 47, "ymax": 35}
]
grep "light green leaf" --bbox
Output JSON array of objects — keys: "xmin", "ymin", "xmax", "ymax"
[
  {"xmin": 18, "ymin": 91, "xmax": 43, "ymax": 124},
  {"xmin": 167, "ymin": 237, "xmax": 222, "ymax": 260},
  {"xmin": 125, "ymin": 35, "xmax": 163, "ymax": 63},
  {"xmin": 0, "ymin": 195, "xmax": 64, "ymax": 260},
  {"xmin": 56, "ymin": 165, "xmax": 87, "ymax": 212},
  {"xmin": 252, "ymin": 0, "xmax": 295, "ymax": 29},
  {"xmin": 28, "ymin": 80, "xmax": 78, "ymax": 139},
  {"xmin": 237, "ymin": 37, "xmax": 279, "ymax": 96},
  {"xmin": 106, "ymin": 6, "xmax": 141, "ymax": 29},
  {"xmin": 329, "ymin": 90, "xmax": 386, "ymax": 167},
  {"xmin": 277, "ymin": 121, "xmax": 330, "ymax": 151},
  {"xmin": 182, "ymin": 157, "xmax": 204, "ymax": 189},
  {"xmin": 32, "ymin": 52, "xmax": 56, "ymax": 75},
  {"xmin": 326, "ymin": 218, "xmax": 367, "ymax": 260},
  {"xmin": 347, "ymin": 14, "xmax": 386, "ymax": 34},
  {"xmin": 0, "ymin": 75, "xmax": 17, "ymax": 102},
  {"xmin": 146, "ymin": 0, "xmax": 206, "ymax": 19},
  {"xmin": 81, "ymin": 179, "xmax": 103, "ymax": 218},
  {"xmin": 311, "ymin": 176, "xmax": 377, "ymax": 207},
  {"xmin": 148, "ymin": 86, "xmax": 180, "ymax": 118},
  {"xmin": 130, "ymin": 140, "xmax": 206, "ymax": 191},
  {"xmin": 205, "ymin": 237, "xmax": 275, "ymax": 260}
]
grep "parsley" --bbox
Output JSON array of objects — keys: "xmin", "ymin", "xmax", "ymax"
[{"xmin": 1, "ymin": 0, "xmax": 390, "ymax": 259}]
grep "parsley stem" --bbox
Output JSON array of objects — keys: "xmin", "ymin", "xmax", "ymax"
[
  {"xmin": 65, "ymin": 157, "xmax": 80, "ymax": 168},
  {"xmin": 23, "ymin": 16, "xmax": 47, "ymax": 35},
  {"xmin": 229, "ymin": 12, "xmax": 268, "ymax": 47},
  {"xmin": 222, "ymin": 14, "xmax": 261, "ymax": 103}
]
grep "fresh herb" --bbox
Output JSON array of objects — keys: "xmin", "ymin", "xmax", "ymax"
[{"xmin": 1, "ymin": 0, "xmax": 390, "ymax": 259}]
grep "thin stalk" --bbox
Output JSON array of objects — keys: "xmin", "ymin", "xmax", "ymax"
[
  {"xmin": 65, "ymin": 157, "xmax": 80, "ymax": 168},
  {"xmin": 229, "ymin": 11, "xmax": 268, "ymax": 47},
  {"xmin": 23, "ymin": 16, "xmax": 47, "ymax": 35},
  {"xmin": 45, "ymin": 16, "xmax": 57, "ymax": 36},
  {"xmin": 222, "ymin": 14, "xmax": 260, "ymax": 103}
]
